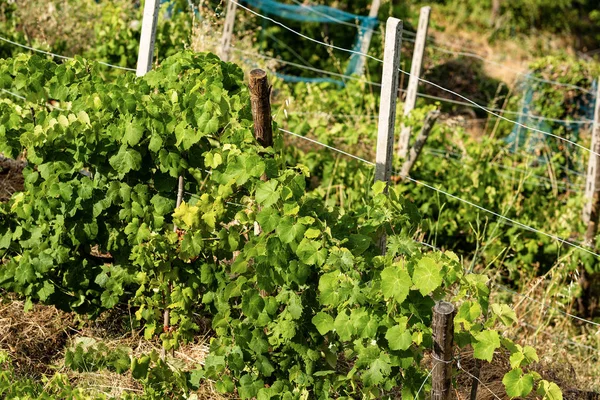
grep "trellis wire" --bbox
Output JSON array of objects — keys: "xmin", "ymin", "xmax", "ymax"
[
  {"xmin": 231, "ymin": 2, "xmax": 599, "ymax": 157},
  {"xmin": 496, "ymin": 283, "xmax": 600, "ymax": 328},
  {"xmin": 0, "ymin": 35, "xmax": 136, "ymax": 72},
  {"xmin": 279, "ymin": 126, "xmax": 600, "ymax": 258},
  {"xmin": 221, "ymin": 41, "xmax": 591, "ymax": 125},
  {"xmin": 237, "ymin": 0, "xmax": 592, "ymax": 92}
]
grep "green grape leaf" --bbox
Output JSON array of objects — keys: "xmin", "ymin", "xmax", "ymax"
[
  {"xmin": 109, "ymin": 146, "xmax": 142, "ymax": 176},
  {"xmin": 412, "ymin": 256, "xmax": 443, "ymax": 296},
  {"xmin": 312, "ymin": 312, "xmax": 334, "ymax": 335},
  {"xmin": 385, "ymin": 325, "xmax": 412, "ymax": 351},
  {"xmin": 296, "ymin": 239, "xmax": 327, "ymax": 266},
  {"xmin": 380, "ymin": 265, "xmax": 411, "ymax": 304},
  {"xmin": 257, "ymin": 207, "xmax": 281, "ymax": 233},
  {"xmin": 473, "ymin": 330, "xmax": 500, "ymax": 362},
  {"xmin": 276, "ymin": 218, "xmax": 306, "ymax": 244},
  {"xmin": 502, "ymin": 368, "xmax": 534, "ymax": 398},
  {"xmin": 256, "ymin": 180, "xmax": 280, "ymax": 207},
  {"xmin": 37, "ymin": 281, "xmax": 55, "ymax": 301},
  {"xmin": 491, "ymin": 303, "xmax": 518, "ymax": 326},
  {"xmin": 124, "ymin": 119, "xmax": 144, "ymax": 146},
  {"xmin": 242, "ymin": 290, "xmax": 265, "ymax": 320},
  {"xmin": 334, "ymin": 312, "xmax": 353, "ymax": 341},
  {"xmin": 537, "ymin": 380, "xmax": 562, "ymax": 400},
  {"xmin": 131, "ymin": 356, "xmax": 151, "ymax": 380},
  {"xmin": 362, "ymin": 356, "xmax": 391, "ymax": 386}
]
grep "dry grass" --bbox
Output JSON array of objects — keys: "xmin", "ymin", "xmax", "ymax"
[
  {"xmin": 1, "ymin": 288, "xmax": 598, "ymax": 399},
  {"xmin": 0, "ymin": 295, "xmax": 74, "ymax": 377},
  {"xmin": 426, "ymin": 9, "xmax": 577, "ymax": 86},
  {"xmin": 0, "ymin": 157, "xmax": 25, "ymax": 202}
]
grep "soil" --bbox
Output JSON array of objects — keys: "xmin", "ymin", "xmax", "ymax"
[{"xmin": 0, "ymin": 156, "xmax": 25, "ymax": 202}]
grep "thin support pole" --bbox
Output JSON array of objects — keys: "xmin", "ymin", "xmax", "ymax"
[
  {"xmin": 399, "ymin": 109, "xmax": 439, "ymax": 178},
  {"xmin": 136, "ymin": 0, "xmax": 161, "ymax": 76},
  {"xmin": 353, "ymin": 0, "xmax": 381, "ymax": 76},
  {"xmin": 398, "ymin": 6, "xmax": 431, "ymax": 158},
  {"xmin": 220, "ymin": 0, "xmax": 238, "ymax": 62},
  {"xmin": 431, "ymin": 301, "xmax": 455, "ymax": 400},
  {"xmin": 162, "ymin": 175, "xmax": 184, "ymax": 360}
]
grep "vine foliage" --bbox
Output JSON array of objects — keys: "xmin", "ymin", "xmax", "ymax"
[{"xmin": 0, "ymin": 52, "xmax": 561, "ymax": 399}]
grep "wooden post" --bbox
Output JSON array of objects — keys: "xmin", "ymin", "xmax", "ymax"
[
  {"xmin": 249, "ymin": 69, "xmax": 273, "ymax": 239},
  {"xmin": 399, "ymin": 110, "xmax": 439, "ymax": 178},
  {"xmin": 583, "ymin": 83, "xmax": 600, "ymax": 228},
  {"xmin": 352, "ymin": 0, "xmax": 381, "ymax": 76},
  {"xmin": 374, "ymin": 17, "xmax": 402, "ymax": 254},
  {"xmin": 398, "ymin": 6, "xmax": 431, "ymax": 159},
  {"xmin": 432, "ymin": 301, "xmax": 455, "ymax": 400},
  {"xmin": 249, "ymin": 69, "xmax": 273, "ymax": 148},
  {"xmin": 220, "ymin": 0, "xmax": 238, "ymax": 62},
  {"xmin": 136, "ymin": 0, "xmax": 161, "ymax": 76}
]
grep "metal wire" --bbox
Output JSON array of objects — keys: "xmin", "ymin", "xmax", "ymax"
[
  {"xmin": 0, "ymin": 35, "xmax": 136, "ymax": 72},
  {"xmin": 279, "ymin": 126, "xmax": 600, "ymax": 259},
  {"xmin": 223, "ymin": 42, "xmax": 591, "ymax": 125},
  {"xmin": 496, "ymin": 283, "xmax": 600, "ymax": 328},
  {"xmin": 428, "ymin": 44, "xmax": 593, "ymax": 94},
  {"xmin": 232, "ymin": 2, "xmax": 599, "ymax": 156},
  {"xmin": 1, "ymin": 87, "xmax": 65, "ymax": 110}
]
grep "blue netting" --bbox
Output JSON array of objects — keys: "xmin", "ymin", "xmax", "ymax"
[
  {"xmin": 274, "ymin": 72, "xmax": 343, "ymax": 86},
  {"xmin": 241, "ymin": 0, "xmax": 378, "ymax": 84},
  {"xmin": 505, "ymin": 75, "xmax": 597, "ymax": 174},
  {"xmin": 346, "ymin": 18, "xmax": 379, "ymax": 76},
  {"xmin": 241, "ymin": 0, "xmax": 375, "ymax": 24}
]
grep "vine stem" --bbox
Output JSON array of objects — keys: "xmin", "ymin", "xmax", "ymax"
[{"xmin": 162, "ymin": 175, "xmax": 185, "ymax": 360}]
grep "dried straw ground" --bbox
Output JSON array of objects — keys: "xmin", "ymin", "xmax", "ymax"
[{"xmin": 1, "ymin": 290, "xmax": 598, "ymax": 399}]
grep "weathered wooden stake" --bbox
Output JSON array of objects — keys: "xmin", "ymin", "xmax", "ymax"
[
  {"xmin": 432, "ymin": 301, "xmax": 455, "ymax": 400},
  {"xmin": 583, "ymin": 83, "xmax": 600, "ymax": 231},
  {"xmin": 220, "ymin": 0, "xmax": 238, "ymax": 62},
  {"xmin": 353, "ymin": 0, "xmax": 381, "ymax": 76},
  {"xmin": 136, "ymin": 0, "xmax": 161, "ymax": 76},
  {"xmin": 398, "ymin": 6, "xmax": 431, "ymax": 158},
  {"xmin": 249, "ymin": 69, "xmax": 273, "ymax": 148},
  {"xmin": 374, "ymin": 17, "xmax": 402, "ymax": 254},
  {"xmin": 249, "ymin": 69, "xmax": 273, "ymax": 239},
  {"xmin": 399, "ymin": 110, "xmax": 439, "ymax": 178}
]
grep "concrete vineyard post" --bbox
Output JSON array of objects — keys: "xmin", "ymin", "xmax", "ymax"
[
  {"xmin": 579, "ymin": 81, "xmax": 600, "ymax": 317},
  {"xmin": 353, "ymin": 0, "xmax": 381, "ymax": 76},
  {"xmin": 583, "ymin": 83, "xmax": 600, "ymax": 232},
  {"xmin": 220, "ymin": 0, "xmax": 238, "ymax": 62},
  {"xmin": 136, "ymin": 0, "xmax": 161, "ymax": 76},
  {"xmin": 431, "ymin": 301, "xmax": 455, "ymax": 400},
  {"xmin": 398, "ymin": 6, "xmax": 431, "ymax": 158},
  {"xmin": 375, "ymin": 17, "xmax": 403, "ymax": 184},
  {"xmin": 374, "ymin": 17, "xmax": 402, "ymax": 254}
]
